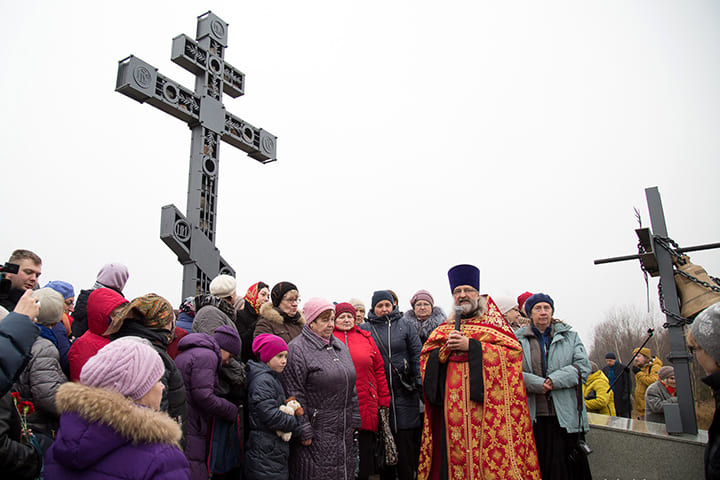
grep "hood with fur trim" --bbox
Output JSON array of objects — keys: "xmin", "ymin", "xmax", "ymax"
[
  {"xmin": 259, "ymin": 301, "xmax": 306, "ymax": 327},
  {"xmin": 50, "ymin": 382, "xmax": 183, "ymax": 470}
]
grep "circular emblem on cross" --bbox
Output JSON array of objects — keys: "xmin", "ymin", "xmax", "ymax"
[
  {"xmin": 211, "ymin": 20, "xmax": 225, "ymax": 39},
  {"xmin": 261, "ymin": 135, "xmax": 275, "ymax": 155},
  {"xmin": 133, "ymin": 65, "xmax": 152, "ymax": 88},
  {"xmin": 174, "ymin": 219, "xmax": 191, "ymax": 242}
]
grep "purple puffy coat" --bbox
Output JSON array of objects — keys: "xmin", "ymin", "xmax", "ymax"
[
  {"xmin": 175, "ymin": 333, "xmax": 239, "ymax": 479},
  {"xmin": 44, "ymin": 383, "xmax": 189, "ymax": 480},
  {"xmin": 281, "ymin": 325, "xmax": 361, "ymax": 480}
]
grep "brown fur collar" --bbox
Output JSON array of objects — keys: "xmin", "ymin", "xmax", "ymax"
[
  {"xmin": 55, "ymin": 382, "xmax": 182, "ymax": 448},
  {"xmin": 259, "ymin": 302, "xmax": 306, "ymax": 327}
]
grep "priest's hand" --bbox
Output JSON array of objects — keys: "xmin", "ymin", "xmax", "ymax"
[{"xmin": 447, "ymin": 330, "xmax": 469, "ymax": 351}]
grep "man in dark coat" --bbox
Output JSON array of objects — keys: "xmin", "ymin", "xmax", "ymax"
[{"xmin": 602, "ymin": 352, "xmax": 633, "ymax": 418}]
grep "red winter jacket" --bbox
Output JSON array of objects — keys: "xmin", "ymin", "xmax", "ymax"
[
  {"xmin": 333, "ymin": 325, "xmax": 391, "ymax": 431},
  {"xmin": 67, "ymin": 289, "xmax": 127, "ymax": 381}
]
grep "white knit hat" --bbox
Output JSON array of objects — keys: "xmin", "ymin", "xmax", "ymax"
[
  {"xmin": 32, "ymin": 288, "xmax": 65, "ymax": 326},
  {"xmin": 210, "ymin": 274, "xmax": 237, "ymax": 298}
]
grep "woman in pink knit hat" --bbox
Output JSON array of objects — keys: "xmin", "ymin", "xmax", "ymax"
[
  {"xmin": 44, "ymin": 337, "xmax": 189, "ymax": 479},
  {"xmin": 280, "ymin": 298, "xmax": 361, "ymax": 480}
]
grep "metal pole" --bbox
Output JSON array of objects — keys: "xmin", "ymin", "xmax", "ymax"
[{"xmin": 645, "ymin": 186, "xmax": 698, "ymax": 434}]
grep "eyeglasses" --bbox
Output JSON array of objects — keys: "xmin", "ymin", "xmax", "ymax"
[
  {"xmin": 283, "ymin": 297, "xmax": 301, "ymax": 304},
  {"xmin": 452, "ymin": 287, "xmax": 478, "ymax": 296}
]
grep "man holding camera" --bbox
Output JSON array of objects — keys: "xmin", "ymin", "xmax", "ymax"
[{"xmin": 0, "ymin": 249, "xmax": 42, "ymax": 311}]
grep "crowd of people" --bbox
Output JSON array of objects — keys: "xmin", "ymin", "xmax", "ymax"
[{"xmin": 1, "ymin": 248, "xmax": 718, "ymax": 480}]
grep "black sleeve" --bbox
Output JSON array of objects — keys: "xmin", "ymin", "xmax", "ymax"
[
  {"xmin": 0, "ymin": 394, "xmax": 42, "ymax": 480},
  {"xmin": 423, "ymin": 349, "xmax": 446, "ymax": 406},
  {"xmin": 468, "ymin": 339, "xmax": 484, "ymax": 403}
]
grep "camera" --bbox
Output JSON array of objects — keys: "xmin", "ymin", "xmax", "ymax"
[{"xmin": 0, "ymin": 262, "xmax": 19, "ymax": 297}]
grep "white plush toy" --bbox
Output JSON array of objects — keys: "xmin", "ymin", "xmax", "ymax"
[{"xmin": 276, "ymin": 397, "xmax": 303, "ymax": 442}]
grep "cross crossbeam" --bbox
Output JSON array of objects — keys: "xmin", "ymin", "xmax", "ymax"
[{"xmin": 116, "ymin": 11, "xmax": 276, "ymax": 297}]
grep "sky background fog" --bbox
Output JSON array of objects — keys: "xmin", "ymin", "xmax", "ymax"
[{"xmin": 2, "ymin": 1, "xmax": 719, "ymax": 345}]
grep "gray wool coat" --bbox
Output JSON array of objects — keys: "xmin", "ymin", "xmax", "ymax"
[{"xmin": 281, "ymin": 325, "xmax": 361, "ymax": 480}]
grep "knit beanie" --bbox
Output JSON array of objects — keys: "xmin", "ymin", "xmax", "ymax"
[
  {"xmin": 105, "ymin": 293, "xmax": 174, "ymax": 335},
  {"xmin": 349, "ymin": 298, "xmax": 365, "ymax": 312},
  {"xmin": 524, "ymin": 293, "xmax": 554, "ymax": 316},
  {"xmin": 210, "ymin": 274, "xmax": 237, "ymax": 299},
  {"xmin": 44, "ymin": 280, "xmax": 75, "ymax": 300},
  {"xmin": 80, "ymin": 336, "xmax": 164, "ymax": 401},
  {"xmin": 410, "ymin": 290, "xmax": 434, "ymax": 308},
  {"xmin": 252, "ymin": 333, "xmax": 288, "ymax": 363},
  {"xmin": 271, "ymin": 281, "xmax": 298, "ymax": 307},
  {"xmin": 303, "ymin": 297, "xmax": 334, "ymax": 324},
  {"xmin": 96, "ymin": 263, "xmax": 130, "ymax": 291},
  {"xmin": 493, "ymin": 296, "xmax": 517, "ymax": 315},
  {"xmin": 32, "ymin": 288, "xmax": 65, "ymax": 326},
  {"xmin": 691, "ymin": 301, "xmax": 720, "ymax": 365},
  {"xmin": 658, "ymin": 366, "xmax": 674, "ymax": 381},
  {"xmin": 335, "ymin": 302, "xmax": 357, "ymax": 320},
  {"xmin": 605, "ymin": 352, "xmax": 617, "ymax": 360},
  {"xmin": 517, "ymin": 292, "xmax": 534, "ymax": 310},
  {"xmin": 213, "ymin": 325, "xmax": 242, "ymax": 356},
  {"xmin": 371, "ymin": 290, "xmax": 394, "ymax": 310},
  {"xmin": 633, "ymin": 347, "xmax": 651, "ymax": 359},
  {"xmin": 448, "ymin": 264, "xmax": 480, "ymax": 292}
]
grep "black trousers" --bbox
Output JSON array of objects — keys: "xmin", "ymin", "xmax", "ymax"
[
  {"xmin": 533, "ymin": 416, "xmax": 592, "ymax": 480},
  {"xmin": 379, "ymin": 427, "xmax": 421, "ymax": 480}
]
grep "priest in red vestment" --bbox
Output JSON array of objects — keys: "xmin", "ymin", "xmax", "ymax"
[{"xmin": 418, "ymin": 264, "xmax": 541, "ymax": 480}]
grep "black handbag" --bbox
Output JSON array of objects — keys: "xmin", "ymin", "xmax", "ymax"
[{"xmin": 569, "ymin": 366, "xmax": 593, "ymax": 463}]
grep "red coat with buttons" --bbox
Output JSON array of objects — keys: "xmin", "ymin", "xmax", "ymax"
[{"xmin": 333, "ymin": 325, "xmax": 391, "ymax": 431}]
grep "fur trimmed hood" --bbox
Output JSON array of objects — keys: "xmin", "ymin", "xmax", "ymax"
[
  {"xmin": 259, "ymin": 301, "xmax": 306, "ymax": 327},
  {"xmin": 55, "ymin": 382, "xmax": 182, "ymax": 448}
]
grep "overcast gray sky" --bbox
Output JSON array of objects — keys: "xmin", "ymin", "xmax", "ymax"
[{"xmin": 2, "ymin": 1, "xmax": 719, "ymax": 344}]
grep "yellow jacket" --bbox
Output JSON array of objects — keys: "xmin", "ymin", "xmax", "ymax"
[
  {"xmin": 633, "ymin": 356, "xmax": 663, "ymax": 415},
  {"xmin": 583, "ymin": 370, "xmax": 616, "ymax": 415}
]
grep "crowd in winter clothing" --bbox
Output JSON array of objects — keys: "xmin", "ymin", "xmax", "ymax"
[{"xmin": 1, "ymin": 248, "xmax": 719, "ymax": 480}]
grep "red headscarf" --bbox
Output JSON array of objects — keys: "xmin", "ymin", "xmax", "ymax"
[{"xmin": 244, "ymin": 282, "xmax": 268, "ymax": 314}]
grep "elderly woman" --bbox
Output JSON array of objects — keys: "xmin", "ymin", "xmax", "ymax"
[
  {"xmin": 644, "ymin": 366, "xmax": 677, "ymax": 424},
  {"xmin": 349, "ymin": 298, "xmax": 366, "ymax": 325},
  {"xmin": 235, "ymin": 282, "xmax": 270, "ymax": 363},
  {"xmin": 360, "ymin": 290, "xmax": 422, "ymax": 480},
  {"xmin": 44, "ymin": 337, "xmax": 189, "ymax": 479},
  {"xmin": 687, "ymin": 301, "xmax": 720, "ymax": 480},
  {"xmin": 517, "ymin": 293, "xmax": 592, "ymax": 480},
  {"xmin": 255, "ymin": 282, "xmax": 305, "ymax": 344},
  {"xmin": 281, "ymin": 298, "xmax": 360, "ymax": 480},
  {"xmin": 15, "ymin": 288, "xmax": 68, "ymax": 452},
  {"xmin": 333, "ymin": 302, "xmax": 391, "ymax": 480},
  {"xmin": 402, "ymin": 289, "xmax": 446, "ymax": 345}
]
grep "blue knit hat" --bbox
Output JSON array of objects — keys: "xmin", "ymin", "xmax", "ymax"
[
  {"xmin": 448, "ymin": 264, "xmax": 480, "ymax": 292},
  {"xmin": 371, "ymin": 290, "xmax": 394, "ymax": 310},
  {"xmin": 524, "ymin": 293, "xmax": 554, "ymax": 316},
  {"xmin": 44, "ymin": 280, "xmax": 75, "ymax": 300}
]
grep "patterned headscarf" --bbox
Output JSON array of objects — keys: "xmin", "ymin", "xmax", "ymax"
[
  {"xmin": 105, "ymin": 293, "xmax": 175, "ymax": 335},
  {"xmin": 179, "ymin": 296, "xmax": 195, "ymax": 317},
  {"xmin": 244, "ymin": 281, "xmax": 269, "ymax": 314}
]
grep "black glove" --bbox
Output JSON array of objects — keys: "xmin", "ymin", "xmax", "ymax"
[
  {"xmin": 631, "ymin": 366, "xmax": 641, "ymax": 374},
  {"xmin": 585, "ymin": 390, "xmax": 597, "ymax": 400}
]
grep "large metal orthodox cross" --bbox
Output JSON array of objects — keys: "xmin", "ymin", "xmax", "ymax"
[{"xmin": 115, "ymin": 12, "xmax": 276, "ymax": 298}]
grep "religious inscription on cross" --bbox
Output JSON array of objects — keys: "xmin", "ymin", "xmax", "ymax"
[{"xmin": 115, "ymin": 11, "xmax": 276, "ymax": 298}]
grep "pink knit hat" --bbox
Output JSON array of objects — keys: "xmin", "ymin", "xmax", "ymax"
[
  {"xmin": 410, "ymin": 289, "xmax": 434, "ymax": 308},
  {"xmin": 96, "ymin": 263, "xmax": 130, "ymax": 291},
  {"xmin": 252, "ymin": 333, "xmax": 288, "ymax": 363},
  {"xmin": 80, "ymin": 336, "xmax": 164, "ymax": 401},
  {"xmin": 302, "ymin": 297, "xmax": 334, "ymax": 324}
]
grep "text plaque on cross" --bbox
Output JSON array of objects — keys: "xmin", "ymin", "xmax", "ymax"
[{"xmin": 115, "ymin": 11, "xmax": 277, "ymax": 298}]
